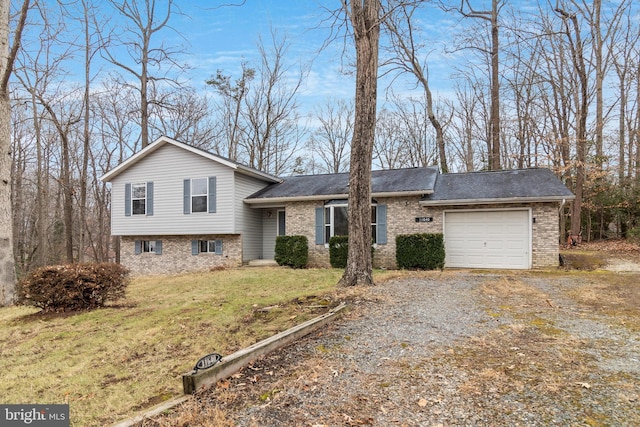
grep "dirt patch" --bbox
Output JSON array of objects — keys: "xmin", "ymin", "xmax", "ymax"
[{"xmin": 562, "ymin": 239, "xmax": 640, "ymax": 272}]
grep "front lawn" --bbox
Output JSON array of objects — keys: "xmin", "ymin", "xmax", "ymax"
[{"xmin": 0, "ymin": 267, "xmax": 388, "ymax": 426}]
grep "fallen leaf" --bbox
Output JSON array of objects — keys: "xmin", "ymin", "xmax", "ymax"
[{"xmin": 576, "ymin": 382, "xmax": 591, "ymax": 389}]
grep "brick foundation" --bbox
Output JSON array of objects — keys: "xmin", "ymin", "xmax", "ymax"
[{"xmin": 121, "ymin": 235, "xmax": 242, "ymax": 276}]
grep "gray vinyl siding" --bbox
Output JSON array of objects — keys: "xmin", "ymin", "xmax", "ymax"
[
  {"xmin": 111, "ymin": 144, "xmax": 237, "ymax": 236},
  {"xmin": 262, "ymin": 214, "xmax": 277, "ymax": 260},
  {"xmin": 234, "ymin": 172, "xmax": 269, "ymax": 261}
]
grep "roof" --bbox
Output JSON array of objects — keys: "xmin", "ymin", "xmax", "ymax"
[
  {"xmin": 419, "ymin": 168, "xmax": 575, "ymax": 206},
  {"xmin": 100, "ymin": 136, "xmax": 282, "ymax": 184},
  {"xmin": 245, "ymin": 166, "xmax": 440, "ymax": 204}
]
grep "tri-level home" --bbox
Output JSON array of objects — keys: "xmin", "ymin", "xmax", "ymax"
[{"xmin": 101, "ymin": 136, "xmax": 575, "ymax": 275}]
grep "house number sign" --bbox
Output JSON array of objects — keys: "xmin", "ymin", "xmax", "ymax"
[
  {"xmin": 193, "ymin": 353, "xmax": 222, "ymax": 372},
  {"xmin": 415, "ymin": 217, "xmax": 433, "ymax": 223}
]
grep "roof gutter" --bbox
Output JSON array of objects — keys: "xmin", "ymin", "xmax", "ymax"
[
  {"xmin": 245, "ymin": 190, "xmax": 433, "ymax": 206},
  {"xmin": 419, "ymin": 195, "xmax": 576, "ymax": 206}
]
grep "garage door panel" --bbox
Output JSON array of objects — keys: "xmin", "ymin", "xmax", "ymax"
[
  {"xmin": 506, "ymin": 239, "xmax": 526, "ymax": 250},
  {"xmin": 506, "ymin": 224, "xmax": 526, "ymax": 233},
  {"xmin": 445, "ymin": 210, "xmax": 530, "ymax": 269},
  {"xmin": 465, "ymin": 239, "xmax": 485, "ymax": 250},
  {"xmin": 486, "ymin": 225, "xmax": 504, "ymax": 234}
]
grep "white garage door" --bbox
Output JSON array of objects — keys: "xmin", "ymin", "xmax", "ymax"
[{"xmin": 444, "ymin": 210, "xmax": 530, "ymax": 269}]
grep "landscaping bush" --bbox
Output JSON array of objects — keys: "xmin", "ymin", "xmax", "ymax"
[
  {"xmin": 274, "ymin": 235, "xmax": 308, "ymax": 269},
  {"xmin": 396, "ymin": 233, "xmax": 445, "ymax": 270},
  {"xmin": 329, "ymin": 235, "xmax": 349, "ymax": 268},
  {"xmin": 16, "ymin": 263, "xmax": 130, "ymax": 312},
  {"xmin": 329, "ymin": 236, "xmax": 375, "ymax": 269}
]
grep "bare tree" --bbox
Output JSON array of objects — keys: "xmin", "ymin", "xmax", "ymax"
[
  {"xmin": 446, "ymin": 82, "xmax": 482, "ymax": 172},
  {"xmin": 337, "ymin": 0, "xmax": 381, "ymax": 287},
  {"xmin": 102, "ymin": 0, "xmax": 185, "ymax": 149},
  {"xmin": 449, "ymin": 0, "xmax": 503, "ymax": 170},
  {"xmin": 151, "ymin": 88, "xmax": 217, "ymax": 149},
  {"xmin": 309, "ymin": 98, "xmax": 353, "ymax": 173},
  {"xmin": 374, "ymin": 107, "xmax": 410, "ymax": 169},
  {"xmin": 555, "ymin": 3, "xmax": 589, "ymax": 241},
  {"xmin": 206, "ymin": 62, "xmax": 255, "ymax": 161},
  {"xmin": 610, "ymin": 1, "xmax": 637, "ymax": 182},
  {"xmin": 384, "ymin": 2, "xmax": 448, "ymax": 172},
  {"xmin": 1, "ymin": 0, "xmax": 30, "ymax": 305},
  {"xmin": 241, "ymin": 31, "xmax": 307, "ymax": 175},
  {"xmin": 208, "ymin": 30, "xmax": 307, "ymax": 175}
]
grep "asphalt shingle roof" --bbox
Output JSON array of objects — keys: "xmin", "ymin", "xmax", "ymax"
[
  {"xmin": 421, "ymin": 168, "xmax": 575, "ymax": 203},
  {"xmin": 247, "ymin": 166, "xmax": 440, "ymax": 200}
]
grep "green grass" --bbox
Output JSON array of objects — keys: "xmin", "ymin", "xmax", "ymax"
[{"xmin": 0, "ymin": 267, "xmax": 378, "ymax": 426}]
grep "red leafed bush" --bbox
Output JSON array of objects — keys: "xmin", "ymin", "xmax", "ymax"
[{"xmin": 17, "ymin": 263, "xmax": 130, "ymax": 312}]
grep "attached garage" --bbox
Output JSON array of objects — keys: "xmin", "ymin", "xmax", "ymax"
[{"xmin": 444, "ymin": 209, "xmax": 531, "ymax": 269}]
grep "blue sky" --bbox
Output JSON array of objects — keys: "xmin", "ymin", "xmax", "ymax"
[
  {"xmin": 163, "ymin": 1, "xmax": 456, "ymax": 113},
  {"xmin": 173, "ymin": 1, "xmax": 363, "ymax": 103}
]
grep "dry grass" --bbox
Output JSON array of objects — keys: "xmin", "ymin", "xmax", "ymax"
[
  {"xmin": 0, "ymin": 267, "xmax": 398, "ymax": 426},
  {"xmin": 564, "ymin": 272, "xmax": 640, "ymax": 332},
  {"xmin": 445, "ymin": 270, "xmax": 640, "ymax": 425},
  {"xmin": 143, "ymin": 265, "xmax": 640, "ymax": 426}
]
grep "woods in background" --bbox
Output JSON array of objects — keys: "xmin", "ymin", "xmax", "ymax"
[{"xmin": 7, "ymin": 0, "xmax": 640, "ymax": 277}]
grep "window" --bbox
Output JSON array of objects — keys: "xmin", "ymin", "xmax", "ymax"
[
  {"xmin": 277, "ymin": 210, "xmax": 286, "ymax": 236},
  {"xmin": 134, "ymin": 240, "xmax": 162, "ymax": 255},
  {"xmin": 191, "ymin": 178, "xmax": 208, "ymax": 213},
  {"xmin": 321, "ymin": 202, "xmax": 382, "ymax": 244},
  {"xmin": 192, "ymin": 239, "xmax": 223, "ymax": 255},
  {"xmin": 132, "ymin": 183, "xmax": 146, "ymax": 215},
  {"xmin": 125, "ymin": 182, "xmax": 153, "ymax": 216},
  {"xmin": 199, "ymin": 240, "xmax": 217, "ymax": 253},
  {"xmin": 183, "ymin": 177, "xmax": 216, "ymax": 214},
  {"xmin": 324, "ymin": 204, "xmax": 349, "ymax": 243},
  {"xmin": 142, "ymin": 240, "xmax": 156, "ymax": 253}
]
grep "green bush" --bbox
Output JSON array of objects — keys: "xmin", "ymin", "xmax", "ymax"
[
  {"xmin": 328, "ymin": 236, "xmax": 375, "ymax": 269},
  {"xmin": 329, "ymin": 235, "xmax": 349, "ymax": 268},
  {"xmin": 274, "ymin": 235, "xmax": 308, "ymax": 269},
  {"xmin": 16, "ymin": 263, "xmax": 130, "ymax": 313},
  {"xmin": 396, "ymin": 233, "xmax": 445, "ymax": 270}
]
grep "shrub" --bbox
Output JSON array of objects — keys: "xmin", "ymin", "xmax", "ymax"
[
  {"xmin": 328, "ymin": 236, "xmax": 375, "ymax": 269},
  {"xmin": 274, "ymin": 235, "xmax": 308, "ymax": 269},
  {"xmin": 329, "ymin": 235, "xmax": 349, "ymax": 268},
  {"xmin": 396, "ymin": 233, "xmax": 445, "ymax": 270},
  {"xmin": 16, "ymin": 263, "xmax": 130, "ymax": 313},
  {"xmin": 628, "ymin": 227, "xmax": 640, "ymax": 243}
]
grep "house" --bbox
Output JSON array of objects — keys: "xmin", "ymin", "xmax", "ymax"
[{"xmin": 101, "ymin": 136, "xmax": 575, "ymax": 275}]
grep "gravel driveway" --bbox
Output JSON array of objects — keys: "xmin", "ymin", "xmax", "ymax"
[{"xmin": 147, "ymin": 270, "xmax": 639, "ymax": 426}]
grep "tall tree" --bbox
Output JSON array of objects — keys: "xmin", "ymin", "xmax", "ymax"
[
  {"xmin": 206, "ymin": 62, "xmax": 255, "ymax": 161},
  {"xmin": 310, "ymin": 98, "xmax": 353, "ymax": 173},
  {"xmin": 385, "ymin": 2, "xmax": 449, "ymax": 172},
  {"xmin": 338, "ymin": 0, "xmax": 381, "ymax": 287},
  {"xmin": 1, "ymin": 0, "xmax": 30, "ymax": 305},
  {"xmin": 555, "ymin": 3, "xmax": 589, "ymax": 241},
  {"xmin": 102, "ymin": 0, "xmax": 184, "ymax": 149},
  {"xmin": 453, "ymin": 0, "xmax": 503, "ymax": 170}
]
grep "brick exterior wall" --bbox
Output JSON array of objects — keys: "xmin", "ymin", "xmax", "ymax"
[
  {"xmin": 283, "ymin": 198, "xmax": 561, "ymax": 270},
  {"xmin": 121, "ymin": 234, "xmax": 242, "ymax": 276}
]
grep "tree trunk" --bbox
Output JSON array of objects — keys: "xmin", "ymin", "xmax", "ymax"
[
  {"xmin": 0, "ymin": 0, "xmax": 29, "ymax": 305},
  {"xmin": 489, "ymin": 0, "xmax": 501, "ymax": 170},
  {"xmin": 338, "ymin": 0, "xmax": 380, "ymax": 287},
  {"xmin": 0, "ymin": 88, "xmax": 14, "ymax": 304}
]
